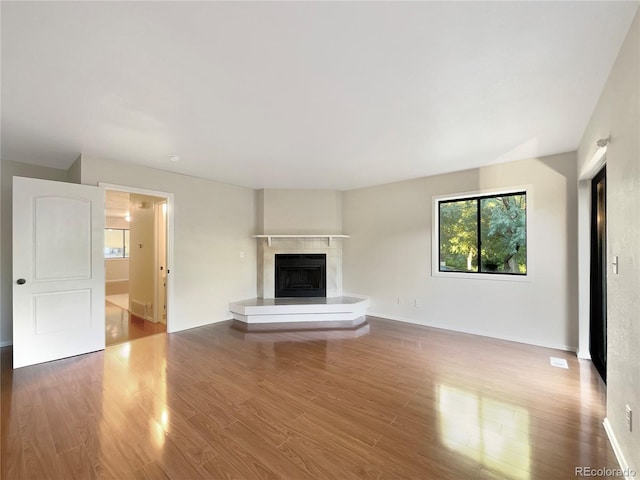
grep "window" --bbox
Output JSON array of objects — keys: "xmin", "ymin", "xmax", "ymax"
[
  {"xmin": 438, "ymin": 191, "xmax": 527, "ymax": 275},
  {"xmin": 104, "ymin": 229, "xmax": 130, "ymax": 258}
]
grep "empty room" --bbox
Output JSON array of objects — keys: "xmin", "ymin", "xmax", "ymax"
[{"xmin": 1, "ymin": 2, "xmax": 639, "ymax": 479}]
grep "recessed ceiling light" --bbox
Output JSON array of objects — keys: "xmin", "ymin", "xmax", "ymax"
[{"xmin": 169, "ymin": 154, "xmax": 181, "ymax": 162}]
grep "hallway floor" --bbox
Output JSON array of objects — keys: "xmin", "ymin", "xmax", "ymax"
[
  {"xmin": 105, "ymin": 293, "xmax": 129, "ymax": 311},
  {"xmin": 105, "ymin": 300, "xmax": 166, "ymax": 346}
]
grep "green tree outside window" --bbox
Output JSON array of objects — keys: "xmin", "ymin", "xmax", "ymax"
[{"xmin": 439, "ymin": 193, "xmax": 526, "ymax": 275}]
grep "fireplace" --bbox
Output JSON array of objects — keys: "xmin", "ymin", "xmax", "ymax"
[{"xmin": 275, "ymin": 254, "xmax": 326, "ymax": 298}]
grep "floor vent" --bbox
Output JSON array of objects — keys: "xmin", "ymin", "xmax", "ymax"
[
  {"xmin": 550, "ymin": 357, "xmax": 569, "ymax": 369},
  {"xmin": 130, "ymin": 300, "xmax": 147, "ymax": 318}
]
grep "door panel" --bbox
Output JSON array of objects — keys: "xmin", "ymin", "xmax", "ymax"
[
  {"xmin": 34, "ymin": 290, "xmax": 91, "ymax": 334},
  {"xmin": 13, "ymin": 177, "xmax": 105, "ymax": 368},
  {"xmin": 34, "ymin": 196, "xmax": 92, "ymax": 280}
]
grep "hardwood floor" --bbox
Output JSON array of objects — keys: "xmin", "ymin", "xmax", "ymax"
[
  {"xmin": 0, "ymin": 317, "xmax": 622, "ymax": 479},
  {"xmin": 106, "ymin": 301, "xmax": 166, "ymax": 346}
]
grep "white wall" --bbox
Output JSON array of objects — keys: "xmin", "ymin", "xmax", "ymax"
[
  {"xmin": 258, "ymin": 189, "xmax": 343, "ymax": 234},
  {"xmin": 79, "ymin": 155, "xmax": 257, "ymax": 333},
  {"xmin": 0, "ymin": 160, "xmax": 70, "ymax": 346},
  {"xmin": 343, "ymin": 153, "xmax": 578, "ymax": 351},
  {"xmin": 577, "ymin": 10, "xmax": 639, "ymax": 473}
]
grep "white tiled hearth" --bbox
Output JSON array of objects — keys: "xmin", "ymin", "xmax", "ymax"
[
  {"xmin": 229, "ymin": 296, "xmax": 369, "ymax": 325},
  {"xmin": 229, "ymin": 234, "xmax": 369, "ymax": 326}
]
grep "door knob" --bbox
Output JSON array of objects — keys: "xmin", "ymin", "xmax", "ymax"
[{"xmin": 16, "ymin": 278, "xmax": 26, "ymax": 285}]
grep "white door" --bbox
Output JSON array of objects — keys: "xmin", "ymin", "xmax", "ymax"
[{"xmin": 13, "ymin": 177, "xmax": 105, "ymax": 368}]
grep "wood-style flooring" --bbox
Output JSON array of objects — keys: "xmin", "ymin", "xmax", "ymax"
[
  {"xmin": 0, "ymin": 317, "xmax": 622, "ymax": 479},
  {"xmin": 106, "ymin": 301, "xmax": 166, "ymax": 346}
]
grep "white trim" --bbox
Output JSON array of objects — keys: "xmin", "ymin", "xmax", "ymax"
[
  {"xmin": 603, "ymin": 418, "xmax": 635, "ymax": 480},
  {"xmin": 367, "ymin": 312, "xmax": 576, "ymax": 352},
  {"xmin": 432, "ymin": 185, "xmax": 533, "ymax": 282},
  {"xmin": 252, "ymin": 234, "xmax": 349, "ymax": 247},
  {"xmin": 577, "ymin": 181, "xmax": 592, "ymax": 358},
  {"xmin": 579, "ymin": 145, "xmax": 607, "ymax": 180},
  {"xmin": 576, "ymin": 349, "xmax": 592, "ymax": 360},
  {"xmin": 99, "ymin": 183, "xmax": 175, "ymax": 333}
]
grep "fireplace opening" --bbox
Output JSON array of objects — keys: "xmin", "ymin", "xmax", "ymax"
[{"xmin": 275, "ymin": 254, "xmax": 326, "ymax": 298}]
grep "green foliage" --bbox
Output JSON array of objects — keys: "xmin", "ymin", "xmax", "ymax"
[
  {"xmin": 439, "ymin": 200, "xmax": 477, "ymax": 272},
  {"xmin": 439, "ymin": 194, "xmax": 527, "ymax": 274},
  {"xmin": 480, "ymin": 195, "xmax": 526, "ymax": 273}
]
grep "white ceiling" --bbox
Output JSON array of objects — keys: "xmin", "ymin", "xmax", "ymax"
[{"xmin": 1, "ymin": 2, "xmax": 637, "ymax": 190}]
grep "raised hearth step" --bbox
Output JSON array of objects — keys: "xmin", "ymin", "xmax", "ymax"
[{"xmin": 228, "ymin": 295, "xmax": 368, "ymax": 324}]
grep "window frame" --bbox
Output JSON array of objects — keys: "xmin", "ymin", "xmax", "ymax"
[
  {"xmin": 104, "ymin": 228, "xmax": 130, "ymax": 259},
  {"xmin": 432, "ymin": 186, "xmax": 533, "ymax": 282}
]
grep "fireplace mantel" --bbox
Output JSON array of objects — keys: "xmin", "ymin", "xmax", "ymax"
[{"xmin": 252, "ymin": 234, "xmax": 349, "ymax": 247}]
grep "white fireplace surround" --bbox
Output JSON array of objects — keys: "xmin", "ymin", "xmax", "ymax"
[
  {"xmin": 255, "ymin": 235, "xmax": 346, "ymax": 299},
  {"xmin": 229, "ymin": 233, "xmax": 368, "ymax": 325}
]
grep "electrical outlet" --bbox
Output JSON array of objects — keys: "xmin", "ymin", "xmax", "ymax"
[
  {"xmin": 625, "ymin": 405, "xmax": 632, "ymax": 431},
  {"xmin": 396, "ymin": 297, "xmax": 402, "ymax": 305},
  {"xmin": 414, "ymin": 299, "xmax": 421, "ymax": 308}
]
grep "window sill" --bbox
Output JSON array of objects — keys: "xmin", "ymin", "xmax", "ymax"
[{"xmin": 431, "ymin": 270, "xmax": 532, "ymax": 282}]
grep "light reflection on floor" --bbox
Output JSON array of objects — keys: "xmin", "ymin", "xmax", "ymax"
[
  {"xmin": 104, "ymin": 332, "xmax": 169, "ymax": 453},
  {"xmin": 438, "ymin": 384, "xmax": 531, "ymax": 480}
]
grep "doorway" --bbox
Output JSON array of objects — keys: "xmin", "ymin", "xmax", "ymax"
[
  {"xmin": 589, "ymin": 166, "xmax": 607, "ymax": 382},
  {"xmin": 104, "ymin": 188, "xmax": 170, "ymax": 345}
]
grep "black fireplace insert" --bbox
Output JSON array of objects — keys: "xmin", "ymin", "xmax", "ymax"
[{"xmin": 275, "ymin": 254, "xmax": 326, "ymax": 298}]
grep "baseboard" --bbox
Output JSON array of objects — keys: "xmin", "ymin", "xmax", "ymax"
[
  {"xmin": 167, "ymin": 316, "xmax": 233, "ymax": 334},
  {"xmin": 0, "ymin": 340, "xmax": 13, "ymax": 347},
  {"xmin": 367, "ymin": 311, "xmax": 577, "ymax": 352},
  {"xmin": 603, "ymin": 418, "xmax": 635, "ymax": 480},
  {"xmin": 576, "ymin": 349, "xmax": 592, "ymax": 360}
]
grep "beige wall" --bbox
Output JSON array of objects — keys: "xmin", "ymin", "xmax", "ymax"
[
  {"xmin": 79, "ymin": 155, "xmax": 257, "ymax": 333},
  {"xmin": 128, "ymin": 193, "xmax": 159, "ymax": 319},
  {"xmin": 255, "ymin": 189, "xmax": 344, "ymax": 298},
  {"xmin": 343, "ymin": 152, "xmax": 578, "ymax": 351},
  {"xmin": 0, "ymin": 160, "xmax": 69, "ymax": 345},
  {"xmin": 105, "ymin": 259, "xmax": 129, "ymax": 282},
  {"xmin": 106, "ymin": 216, "xmax": 129, "ymax": 229},
  {"xmin": 67, "ymin": 155, "xmax": 82, "ymax": 184},
  {"xmin": 577, "ymin": 10, "xmax": 639, "ymax": 473},
  {"xmin": 105, "ymin": 216, "xmax": 130, "ymax": 295},
  {"xmin": 258, "ymin": 189, "xmax": 343, "ymax": 234}
]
